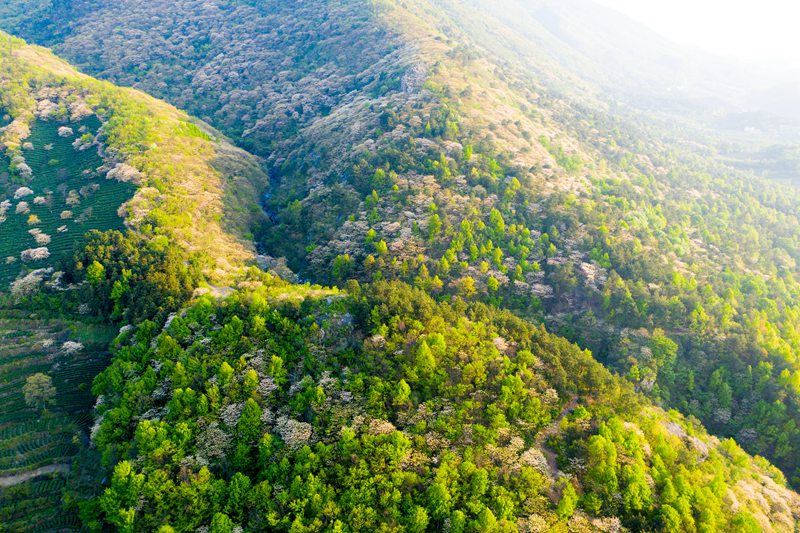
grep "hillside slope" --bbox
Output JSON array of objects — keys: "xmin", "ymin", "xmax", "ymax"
[
  {"xmin": 223, "ymin": 0, "xmax": 800, "ymax": 492},
  {"xmin": 87, "ymin": 280, "xmax": 800, "ymax": 531},
  {"xmin": 4, "ymin": 0, "xmax": 799, "ymax": 145},
  {"xmin": 0, "ymin": 33, "xmax": 269, "ymax": 284},
  {"xmin": 2, "ymin": 1, "xmax": 800, "ymax": 531},
  {"xmin": 0, "ymin": 30, "xmax": 268, "ymax": 530}
]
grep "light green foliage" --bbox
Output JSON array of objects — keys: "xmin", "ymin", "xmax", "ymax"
[
  {"xmin": 80, "ymin": 281, "xmax": 793, "ymax": 531},
  {"xmin": 414, "ymin": 339, "xmax": 436, "ymax": 378},
  {"xmin": 85, "ymin": 261, "xmax": 106, "ymax": 286},
  {"xmin": 21, "ymin": 372, "xmax": 55, "ymax": 409},
  {"xmin": 556, "ymin": 480, "xmax": 578, "ymax": 520}
]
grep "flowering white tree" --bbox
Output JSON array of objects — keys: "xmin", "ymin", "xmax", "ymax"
[
  {"xmin": 21, "ymin": 247, "xmax": 50, "ymax": 261},
  {"xmin": 62, "ymin": 341, "xmax": 84, "ymax": 355},
  {"xmin": 14, "ymin": 186, "xmax": 34, "ymax": 199}
]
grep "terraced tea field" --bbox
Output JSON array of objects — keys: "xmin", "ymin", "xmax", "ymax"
[
  {"xmin": 0, "ymin": 469, "xmax": 81, "ymax": 532},
  {"xmin": 0, "ymin": 116, "xmax": 136, "ymax": 287},
  {"xmin": 0, "ymin": 309, "xmax": 116, "ymax": 531}
]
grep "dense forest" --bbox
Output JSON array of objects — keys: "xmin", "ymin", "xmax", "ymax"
[
  {"xmin": 0, "ymin": 32, "xmax": 268, "ymax": 529},
  {"xmin": 83, "ymin": 279, "xmax": 797, "ymax": 531},
  {"xmin": 1, "ymin": 0, "xmax": 800, "ymax": 531}
]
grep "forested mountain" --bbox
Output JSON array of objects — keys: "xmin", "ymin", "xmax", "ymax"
[
  {"xmin": 0, "ymin": 31, "xmax": 268, "ymax": 529},
  {"xmin": 1, "ymin": 0, "xmax": 800, "ymax": 531}
]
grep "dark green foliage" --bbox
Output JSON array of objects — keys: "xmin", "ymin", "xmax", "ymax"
[{"xmin": 69, "ymin": 230, "xmax": 199, "ymax": 324}]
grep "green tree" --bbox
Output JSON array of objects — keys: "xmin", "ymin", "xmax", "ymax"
[
  {"xmin": 487, "ymin": 276, "xmax": 500, "ymax": 293},
  {"xmin": 238, "ymin": 398, "xmax": 263, "ymax": 443},
  {"xmin": 455, "ymin": 276, "xmax": 477, "ymax": 297},
  {"xmin": 415, "ymin": 340, "xmax": 436, "ymax": 377},
  {"xmin": 243, "ymin": 369, "xmax": 259, "ymax": 397},
  {"xmin": 426, "ymin": 482, "xmax": 451, "ymax": 522},
  {"xmin": 372, "ymin": 168, "xmax": 387, "ymax": 189},
  {"xmin": 332, "ymin": 254, "xmax": 353, "ymax": 280},
  {"xmin": 218, "ymin": 361, "xmax": 234, "ymax": 387},
  {"xmin": 375, "ymin": 239, "xmax": 389, "ymax": 255},
  {"xmin": 489, "ymin": 208, "xmax": 505, "ymax": 236},
  {"xmin": 226, "ymin": 472, "xmax": 252, "ymax": 522},
  {"xmin": 86, "ymin": 260, "xmax": 106, "ymax": 285},
  {"xmin": 650, "ymin": 330, "xmax": 678, "ymax": 368},
  {"xmin": 621, "ymin": 463, "xmax": 651, "ymax": 513},
  {"xmin": 22, "ymin": 373, "xmax": 56, "ymax": 410},
  {"xmin": 268, "ymin": 356, "xmax": 288, "ymax": 386},
  {"xmin": 428, "ymin": 213, "xmax": 442, "ymax": 241},
  {"xmin": 585, "ymin": 434, "xmax": 618, "ymax": 496},
  {"xmin": 210, "ymin": 512, "xmax": 234, "ymax": 533},
  {"xmin": 393, "ymin": 379, "xmax": 411, "ymax": 406},
  {"xmin": 473, "ymin": 507, "xmax": 497, "ymax": 531},
  {"xmin": 661, "ymin": 504, "xmax": 682, "ymax": 532},
  {"xmin": 406, "ymin": 506, "xmax": 429, "ymax": 532},
  {"xmin": 556, "ymin": 480, "xmax": 578, "ymax": 520},
  {"xmin": 731, "ymin": 512, "xmax": 761, "ymax": 533},
  {"xmin": 99, "ymin": 461, "xmax": 144, "ymax": 533}
]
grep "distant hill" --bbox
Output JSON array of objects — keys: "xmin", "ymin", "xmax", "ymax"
[{"xmin": 4, "ymin": 0, "xmax": 800, "ymax": 147}]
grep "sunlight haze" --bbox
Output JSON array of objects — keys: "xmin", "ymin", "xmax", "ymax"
[{"xmin": 594, "ymin": 0, "xmax": 800, "ymax": 69}]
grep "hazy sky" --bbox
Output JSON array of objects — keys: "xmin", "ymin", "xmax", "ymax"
[{"xmin": 594, "ymin": 0, "xmax": 800, "ymax": 69}]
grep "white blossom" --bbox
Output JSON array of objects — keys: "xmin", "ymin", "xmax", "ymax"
[
  {"xmin": 14, "ymin": 186, "xmax": 33, "ymax": 200},
  {"xmin": 274, "ymin": 416, "xmax": 312, "ymax": 450},
  {"xmin": 21, "ymin": 247, "xmax": 50, "ymax": 261},
  {"xmin": 16, "ymin": 163, "xmax": 32, "ymax": 178},
  {"xmin": 520, "ymin": 448, "xmax": 549, "ymax": 474},
  {"xmin": 368, "ymin": 418, "xmax": 396, "ymax": 435},
  {"xmin": 220, "ymin": 402, "xmax": 244, "ymax": 428},
  {"xmin": 29, "ymin": 228, "xmax": 51, "ymax": 245},
  {"xmin": 106, "ymin": 163, "xmax": 143, "ymax": 183},
  {"xmin": 196, "ymin": 422, "xmax": 232, "ymax": 462},
  {"xmin": 10, "ymin": 268, "xmax": 50, "ymax": 298},
  {"xmin": 62, "ymin": 341, "xmax": 84, "ymax": 355}
]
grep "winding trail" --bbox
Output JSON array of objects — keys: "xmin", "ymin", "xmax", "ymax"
[
  {"xmin": 535, "ymin": 397, "xmax": 578, "ymax": 501},
  {"xmin": 0, "ymin": 464, "xmax": 69, "ymax": 488}
]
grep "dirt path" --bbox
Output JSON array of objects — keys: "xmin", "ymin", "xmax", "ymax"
[
  {"xmin": 0, "ymin": 464, "xmax": 69, "ymax": 488},
  {"xmin": 536, "ymin": 397, "xmax": 578, "ymax": 502}
]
